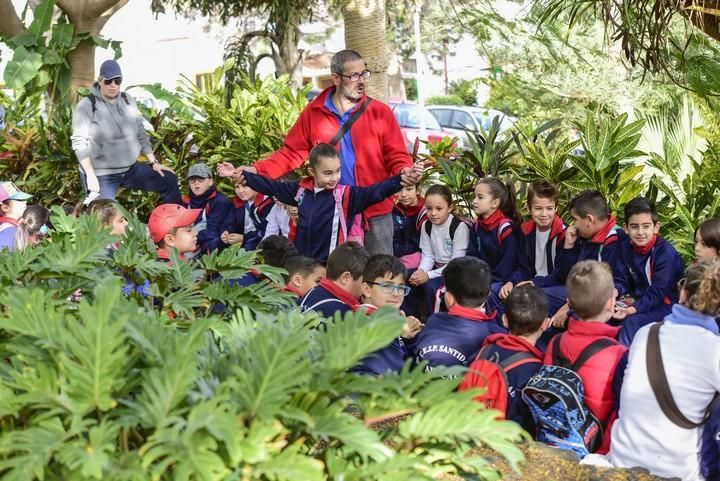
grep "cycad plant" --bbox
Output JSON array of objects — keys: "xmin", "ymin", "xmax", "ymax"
[{"xmin": 0, "ymin": 209, "xmax": 526, "ymax": 480}]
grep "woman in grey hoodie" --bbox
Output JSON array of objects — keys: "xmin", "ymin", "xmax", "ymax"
[{"xmin": 71, "ymin": 60, "xmax": 181, "ymax": 204}]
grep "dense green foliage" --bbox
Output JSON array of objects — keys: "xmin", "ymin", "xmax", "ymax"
[{"xmin": 0, "ymin": 209, "xmax": 525, "ymax": 480}]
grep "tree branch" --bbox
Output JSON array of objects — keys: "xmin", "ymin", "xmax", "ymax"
[{"xmin": 0, "ymin": 0, "xmax": 23, "ymax": 38}]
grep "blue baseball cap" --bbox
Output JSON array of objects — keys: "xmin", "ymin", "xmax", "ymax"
[{"xmin": 99, "ymin": 60, "xmax": 122, "ymax": 80}]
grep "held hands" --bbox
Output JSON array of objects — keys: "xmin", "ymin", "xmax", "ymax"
[
  {"xmin": 564, "ymin": 225, "xmax": 578, "ymax": 249},
  {"xmin": 402, "ymin": 315, "xmax": 424, "ymax": 338},
  {"xmin": 400, "ymin": 162, "xmax": 425, "ymax": 187},
  {"xmin": 221, "ymin": 231, "xmax": 244, "ymax": 246},
  {"xmin": 216, "ymin": 162, "xmax": 236, "ymax": 178},
  {"xmin": 152, "ymin": 162, "xmax": 175, "ymax": 177},
  {"xmin": 613, "ymin": 306, "xmax": 636, "ymax": 320},
  {"xmin": 408, "ymin": 269, "xmax": 429, "ymax": 286}
]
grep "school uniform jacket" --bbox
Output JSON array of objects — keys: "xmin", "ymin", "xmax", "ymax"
[
  {"xmin": 392, "ymin": 199, "xmax": 427, "ymax": 258},
  {"xmin": 472, "ymin": 210, "xmax": 527, "ymax": 284},
  {"xmin": 352, "ymin": 304, "xmax": 409, "ymax": 376},
  {"xmin": 245, "ymin": 193, "xmax": 275, "ymax": 250},
  {"xmin": 515, "ymin": 215, "xmax": 566, "ymax": 282},
  {"xmin": 614, "ymin": 236, "xmax": 684, "ymax": 314},
  {"xmin": 222, "ymin": 196, "xmax": 247, "ymax": 238},
  {"xmin": 535, "ymin": 216, "xmax": 626, "ymax": 288},
  {"xmin": 480, "ymin": 333, "xmax": 544, "ymax": 431},
  {"xmin": 252, "ymin": 86, "xmax": 412, "ymax": 220},
  {"xmin": 299, "ymin": 278, "xmax": 360, "ymax": 319},
  {"xmin": 413, "ymin": 304, "xmax": 506, "ymax": 371},
  {"xmin": 544, "ymin": 320, "xmax": 628, "ymax": 453},
  {"xmin": 242, "ymin": 172, "xmax": 402, "ymax": 261},
  {"xmin": 183, "ymin": 186, "xmax": 232, "ymax": 254}
]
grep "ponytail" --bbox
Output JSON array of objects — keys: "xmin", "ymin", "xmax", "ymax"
[
  {"xmin": 14, "ymin": 205, "xmax": 50, "ymax": 251},
  {"xmin": 477, "ymin": 177, "xmax": 523, "ymax": 224}
]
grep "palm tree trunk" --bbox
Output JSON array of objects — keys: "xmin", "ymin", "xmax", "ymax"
[{"xmin": 342, "ymin": 0, "xmax": 388, "ymax": 100}]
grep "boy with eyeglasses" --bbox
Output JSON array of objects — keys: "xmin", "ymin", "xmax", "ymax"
[
  {"xmin": 353, "ymin": 254, "xmax": 423, "ymax": 375},
  {"xmin": 182, "ymin": 162, "xmax": 231, "ymax": 254}
]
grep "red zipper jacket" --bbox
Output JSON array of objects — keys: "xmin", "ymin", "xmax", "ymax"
[{"xmin": 253, "ymin": 86, "xmax": 412, "ymax": 220}]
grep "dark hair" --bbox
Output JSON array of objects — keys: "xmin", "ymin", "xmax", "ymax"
[
  {"xmin": 443, "ymin": 256, "xmax": 491, "ymax": 307},
  {"xmin": 279, "ymin": 171, "xmax": 301, "ymax": 183},
  {"xmin": 326, "ymin": 241, "xmax": 369, "ymax": 280},
  {"xmin": 88, "ymin": 198, "xmax": 121, "ymax": 227},
  {"xmin": 258, "ymin": 235, "xmax": 299, "ymax": 269},
  {"xmin": 15, "ymin": 205, "xmax": 51, "ymax": 250},
  {"xmin": 424, "ymin": 184, "xmax": 453, "ymax": 206},
  {"xmin": 477, "ymin": 177, "xmax": 523, "ymax": 224},
  {"xmin": 527, "ymin": 181, "xmax": 558, "ymax": 208},
  {"xmin": 362, "ymin": 254, "xmax": 407, "ymax": 283},
  {"xmin": 568, "ymin": 190, "xmax": 609, "ymax": 220},
  {"xmin": 285, "ymin": 255, "xmax": 324, "ymax": 279},
  {"xmin": 504, "ymin": 285, "xmax": 549, "ymax": 336},
  {"xmin": 623, "ymin": 197, "xmax": 658, "ymax": 224},
  {"xmin": 696, "ymin": 218, "xmax": 720, "ymax": 252},
  {"xmin": 330, "ymin": 49, "xmax": 364, "ymax": 74},
  {"xmin": 309, "ymin": 143, "xmax": 340, "ymax": 169},
  {"xmin": 683, "ymin": 259, "xmax": 720, "ymax": 316},
  {"xmin": 566, "ymin": 260, "xmax": 614, "ymax": 319}
]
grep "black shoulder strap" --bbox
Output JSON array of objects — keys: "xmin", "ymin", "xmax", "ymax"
[
  {"xmin": 449, "ymin": 216, "xmax": 462, "ymax": 241},
  {"xmin": 647, "ymin": 322, "xmax": 709, "ymax": 429},
  {"xmin": 498, "ymin": 351, "xmax": 541, "ymax": 371},
  {"xmin": 424, "ymin": 219, "xmax": 432, "ymax": 237},
  {"xmin": 550, "ymin": 335, "xmax": 568, "ymax": 367},
  {"xmin": 572, "ymin": 338, "xmax": 617, "ymax": 371},
  {"xmin": 121, "ymin": 92, "xmax": 129, "ymax": 105},
  {"xmin": 329, "ymin": 98, "xmax": 373, "ymax": 146},
  {"xmin": 88, "ymin": 94, "xmax": 97, "ymax": 114}
]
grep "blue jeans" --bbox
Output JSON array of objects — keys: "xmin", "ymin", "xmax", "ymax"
[{"xmin": 80, "ymin": 162, "xmax": 182, "ymax": 205}]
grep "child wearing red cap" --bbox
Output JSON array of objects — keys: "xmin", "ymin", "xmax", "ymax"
[{"xmin": 148, "ymin": 204, "xmax": 201, "ymax": 262}]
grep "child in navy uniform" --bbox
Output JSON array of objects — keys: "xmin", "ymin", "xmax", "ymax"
[
  {"xmin": 471, "ymin": 177, "xmax": 528, "ymax": 317},
  {"xmin": 238, "ymin": 143, "xmax": 418, "ymax": 261},
  {"xmin": 479, "ymin": 285, "xmax": 551, "ymax": 432},
  {"xmin": 392, "ymin": 182, "xmax": 426, "ymax": 268},
  {"xmin": 412, "ymin": 256, "xmax": 504, "ymax": 371},
  {"xmin": 300, "ymin": 242, "xmax": 369, "ymax": 321},
  {"xmin": 614, "ymin": 198, "xmax": 684, "ymax": 346},
  {"xmin": 354, "ymin": 255, "xmax": 423, "ymax": 375},
  {"xmin": 535, "ymin": 190, "xmax": 627, "ymax": 323},
  {"xmin": 148, "ymin": 204, "xmax": 201, "ymax": 263},
  {"xmin": 183, "ymin": 162, "xmax": 232, "ymax": 254},
  {"xmin": 284, "ymin": 255, "xmax": 325, "ymax": 300},
  {"xmin": 695, "ymin": 218, "xmax": 720, "ymax": 262}
]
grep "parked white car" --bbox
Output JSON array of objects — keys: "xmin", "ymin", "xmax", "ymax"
[{"xmin": 427, "ymin": 105, "xmax": 516, "ymax": 143}]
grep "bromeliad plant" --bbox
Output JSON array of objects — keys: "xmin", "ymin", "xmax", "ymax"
[{"xmin": 0, "ymin": 209, "xmax": 526, "ymax": 480}]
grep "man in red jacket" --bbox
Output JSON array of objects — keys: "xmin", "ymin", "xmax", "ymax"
[{"xmin": 217, "ymin": 49, "xmax": 420, "ymax": 255}]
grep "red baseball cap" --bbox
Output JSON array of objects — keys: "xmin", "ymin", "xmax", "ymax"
[{"xmin": 148, "ymin": 204, "xmax": 201, "ymax": 243}]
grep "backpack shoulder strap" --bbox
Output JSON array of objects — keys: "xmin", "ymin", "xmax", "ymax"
[
  {"xmin": 121, "ymin": 92, "xmax": 130, "ymax": 105},
  {"xmin": 499, "ymin": 351, "xmax": 542, "ymax": 372},
  {"xmin": 647, "ymin": 322, "xmax": 708, "ymax": 429},
  {"xmin": 424, "ymin": 219, "xmax": 432, "ymax": 237},
  {"xmin": 550, "ymin": 334, "xmax": 569, "ymax": 367},
  {"xmin": 449, "ymin": 216, "xmax": 462, "ymax": 240},
  {"xmin": 572, "ymin": 338, "xmax": 617, "ymax": 372},
  {"xmin": 88, "ymin": 94, "xmax": 97, "ymax": 114},
  {"xmin": 333, "ymin": 185, "xmax": 348, "ymax": 246},
  {"xmin": 329, "ymin": 98, "xmax": 373, "ymax": 146},
  {"xmin": 294, "ymin": 185, "xmax": 306, "ymax": 203}
]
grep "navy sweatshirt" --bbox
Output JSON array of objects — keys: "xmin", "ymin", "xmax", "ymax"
[
  {"xmin": 480, "ymin": 333, "xmax": 544, "ymax": 432},
  {"xmin": 183, "ymin": 186, "xmax": 232, "ymax": 254},
  {"xmin": 222, "ymin": 196, "xmax": 246, "ymax": 237},
  {"xmin": 472, "ymin": 210, "xmax": 527, "ymax": 284},
  {"xmin": 299, "ymin": 278, "xmax": 359, "ymax": 320},
  {"xmin": 413, "ymin": 304, "xmax": 506, "ymax": 371},
  {"xmin": 392, "ymin": 200, "xmax": 427, "ymax": 258},
  {"xmin": 613, "ymin": 236, "xmax": 684, "ymax": 313},
  {"xmin": 245, "ymin": 193, "xmax": 275, "ymax": 250},
  {"xmin": 352, "ymin": 305, "xmax": 410, "ymax": 376},
  {"xmin": 515, "ymin": 215, "xmax": 566, "ymax": 283},
  {"xmin": 535, "ymin": 216, "xmax": 627, "ymax": 288},
  {"xmin": 242, "ymin": 172, "xmax": 403, "ymax": 261}
]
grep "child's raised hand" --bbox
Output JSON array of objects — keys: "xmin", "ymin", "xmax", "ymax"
[
  {"xmin": 499, "ymin": 281, "xmax": 514, "ymax": 299},
  {"xmin": 564, "ymin": 225, "xmax": 578, "ymax": 249},
  {"xmin": 402, "ymin": 315, "xmax": 424, "ymax": 338},
  {"xmin": 217, "ymin": 161, "xmax": 235, "ymax": 177}
]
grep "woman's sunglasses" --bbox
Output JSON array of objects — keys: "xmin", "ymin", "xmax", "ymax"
[{"xmin": 103, "ymin": 78, "xmax": 122, "ymax": 86}]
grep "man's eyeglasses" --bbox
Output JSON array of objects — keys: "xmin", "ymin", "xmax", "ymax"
[
  {"xmin": 368, "ymin": 281, "xmax": 411, "ymax": 297},
  {"xmin": 336, "ymin": 70, "xmax": 371, "ymax": 82},
  {"xmin": 103, "ymin": 77, "xmax": 122, "ymax": 86}
]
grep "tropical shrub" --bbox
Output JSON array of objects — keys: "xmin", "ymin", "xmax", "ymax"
[
  {"xmin": 0, "ymin": 208, "xmax": 526, "ymax": 480},
  {"xmin": 426, "ymin": 94, "xmax": 465, "ymax": 106}
]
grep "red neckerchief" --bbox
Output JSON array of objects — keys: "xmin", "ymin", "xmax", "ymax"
[
  {"xmin": 231, "ymin": 196, "xmax": 245, "ymax": 208},
  {"xmin": 395, "ymin": 198, "xmax": 425, "ymax": 218},
  {"xmin": 483, "ymin": 333, "xmax": 544, "ymax": 359},
  {"xmin": 156, "ymin": 248, "xmax": 187, "ymax": 264},
  {"xmin": 284, "ymin": 284, "xmax": 303, "ymax": 297},
  {"xmin": 288, "ymin": 218, "xmax": 297, "ymax": 242},
  {"xmin": 632, "ymin": 234, "xmax": 657, "ymax": 256},
  {"xmin": 589, "ymin": 216, "xmax": 617, "ymax": 244},
  {"xmin": 358, "ymin": 303, "xmax": 378, "ymax": 315},
  {"xmin": 298, "ymin": 177, "xmax": 319, "ymax": 190},
  {"xmin": 319, "ymin": 278, "xmax": 360, "ymax": 311},
  {"xmin": 0, "ymin": 216, "xmax": 19, "ymax": 226},
  {"xmin": 476, "ymin": 209, "xmax": 507, "ymax": 232},
  {"xmin": 448, "ymin": 304, "xmax": 495, "ymax": 322},
  {"xmin": 521, "ymin": 214, "xmax": 565, "ymax": 240}
]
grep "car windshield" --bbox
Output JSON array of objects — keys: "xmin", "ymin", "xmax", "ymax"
[
  {"xmin": 473, "ymin": 111, "xmax": 512, "ymax": 131},
  {"xmin": 393, "ymin": 104, "xmax": 441, "ymax": 129}
]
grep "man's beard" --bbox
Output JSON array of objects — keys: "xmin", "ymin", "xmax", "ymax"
[{"xmin": 341, "ymin": 83, "xmax": 363, "ymax": 102}]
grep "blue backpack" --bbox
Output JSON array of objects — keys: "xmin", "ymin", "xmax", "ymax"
[{"xmin": 521, "ymin": 335, "xmax": 616, "ymax": 458}]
